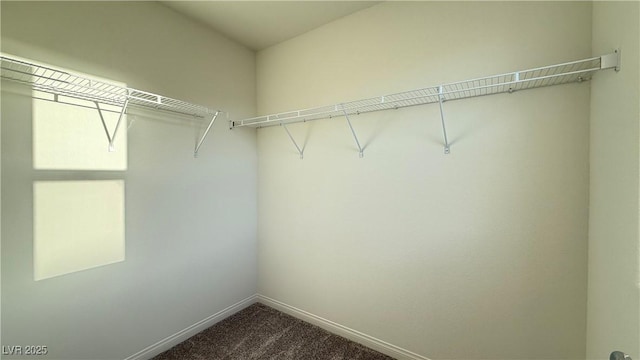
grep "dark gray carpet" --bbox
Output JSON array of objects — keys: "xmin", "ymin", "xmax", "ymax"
[{"xmin": 152, "ymin": 303, "xmax": 395, "ymax": 360}]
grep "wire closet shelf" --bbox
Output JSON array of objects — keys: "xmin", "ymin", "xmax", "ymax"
[
  {"xmin": 0, "ymin": 54, "xmax": 222, "ymax": 156},
  {"xmin": 233, "ymin": 51, "xmax": 620, "ymax": 129}
]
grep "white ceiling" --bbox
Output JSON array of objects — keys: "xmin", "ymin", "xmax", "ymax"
[{"xmin": 161, "ymin": 1, "xmax": 380, "ymax": 51}]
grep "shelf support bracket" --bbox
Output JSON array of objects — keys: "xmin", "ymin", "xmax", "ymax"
[
  {"xmin": 342, "ymin": 109, "xmax": 364, "ymax": 158},
  {"xmin": 600, "ymin": 49, "xmax": 621, "ymax": 72},
  {"xmin": 194, "ymin": 110, "xmax": 220, "ymax": 158},
  {"xmin": 438, "ymin": 86, "xmax": 450, "ymax": 154},
  {"xmin": 95, "ymin": 98, "xmax": 129, "ymax": 152},
  {"xmin": 281, "ymin": 123, "xmax": 304, "ymax": 159}
]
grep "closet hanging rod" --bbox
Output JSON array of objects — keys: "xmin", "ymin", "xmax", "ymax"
[
  {"xmin": 0, "ymin": 54, "xmax": 220, "ymax": 119},
  {"xmin": 1, "ymin": 54, "xmax": 224, "ymax": 157},
  {"xmin": 232, "ymin": 51, "xmax": 619, "ymax": 129}
]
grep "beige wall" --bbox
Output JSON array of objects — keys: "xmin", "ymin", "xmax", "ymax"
[
  {"xmin": 587, "ymin": 2, "xmax": 640, "ymax": 359},
  {"xmin": 1, "ymin": 2, "xmax": 257, "ymax": 359},
  {"xmin": 256, "ymin": 2, "xmax": 592, "ymax": 359}
]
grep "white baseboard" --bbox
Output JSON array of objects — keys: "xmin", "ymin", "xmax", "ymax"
[
  {"xmin": 124, "ymin": 293, "xmax": 430, "ymax": 360},
  {"xmin": 124, "ymin": 294, "xmax": 258, "ymax": 360},
  {"xmin": 256, "ymin": 294, "xmax": 431, "ymax": 360}
]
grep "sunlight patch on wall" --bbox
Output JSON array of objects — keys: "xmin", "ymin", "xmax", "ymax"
[
  {"xmin": 32, "ymin": 96, "xmax": 127, "ymax": 170},
  {"xmin": 33, "ymin": 180, "xmax": 125, "ymax": 281}
]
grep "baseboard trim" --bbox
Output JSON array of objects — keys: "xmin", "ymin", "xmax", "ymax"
[
  {"xmin": 124, "ymin": 294, "xmax": 258, "ymax": 360},
  {"xmin": 124, "ymin": 294, "xmax": 430, "ymax": 360},
  {"xmin": 256, "ymin": 294, "xmax": 431, "ymax": 360}
]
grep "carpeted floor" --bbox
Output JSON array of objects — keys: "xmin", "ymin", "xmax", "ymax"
[{"xmin": 152, "ymin": 303, "xmax": 395, "ymax": 360}]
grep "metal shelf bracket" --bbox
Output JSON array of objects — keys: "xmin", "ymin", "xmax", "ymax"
[
  {"xmin": 194, "ymin": 110, "xmax": 220, "ymax": 158},
  {"xmin": 281, "ymin": 123, "xmax": 304, "ymax": 159},
  {"xmin": 342, "ymin": 108, "xmax": 364, "ymax": 158},
  {"xmin": 438, "ymin": 86, "xmax": 450, "ymax": 155},
  {"xmin": 95, "ymin": 97, "xmax": 129, "ymax": 152},
  {"xmin": 601, "ymin": 49, "xmax": 621, "ymax": 72}
]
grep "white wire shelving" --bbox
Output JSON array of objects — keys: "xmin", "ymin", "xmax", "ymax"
[
  {"xmin": 0, "ymin": 54, "xmax": 222, "ymax": 157},
  {"xmin": 233, "ymin": 51, "xmax": 620, "ymax": 157}
]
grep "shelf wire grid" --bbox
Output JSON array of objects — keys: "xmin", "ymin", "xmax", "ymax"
[
  {"xmin": 1, "ymin": 55, "xmax": 218, "ymax": 118},
  {"xmin": 234, "ymin": 55, "xmax": 604, "ymax": 128}
]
